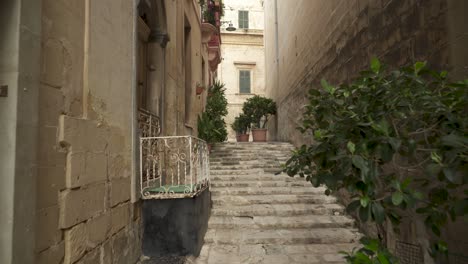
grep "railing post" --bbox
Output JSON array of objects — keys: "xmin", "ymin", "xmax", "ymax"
[{"xmin": 189, "ymin": 136, "xmax": 193, "ymax": 192}]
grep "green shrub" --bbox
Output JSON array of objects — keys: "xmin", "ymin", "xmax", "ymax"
[
  {"xmin": 231, "ymin": 113, "xmax": 251, "ymax": 134},
  {"xmin": 283, "ymin": 59, "xmax": 468, "ymax": 262},
  {"xmin": 198, "ymin": 81, "xmax": 228, "ymax": 143},
  {"xmin": 242, "ymin": 95, "xmax": 277, "ymax": 128}
]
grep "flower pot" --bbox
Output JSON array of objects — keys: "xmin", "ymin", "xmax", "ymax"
[
  {"xmin": 196, "ymin": 85, "xmax": 205, "ymax": 95},
  {"xmin": 252, "ymin": 128, "xmax": 267, "ymax": 142},
  {"xmin": 236, "ymin": 133, "xmax": 249, "ymax": 142},
  {"xmin": 207, "ymin": 143, "xmax": 212, "ymax": 153}
]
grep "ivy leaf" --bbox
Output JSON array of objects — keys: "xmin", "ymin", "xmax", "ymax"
[
  {"xmin": 359, "ymin": 206, "xmax": 370, "ymax": 222},
  {"xmin": 443, "ymin": 167, "xmax": 462, "ymax": 184},
  {"xmin": 321, "ymin": 79, "xmax": 335, "ymax": 95},
  {"xmin": 392, "ymin": 191, "xmax": 404, "ymax": 206},
  {"xmin": 371, "ymin": 202, "xmax": 386, "ymax": 224},
  {"xmin": 361, "ymin": 196, "xmax": 370, "ymax": 208},
  {"xmin": 371, "ymin": 57, "xmax": 381, "ymax": 73},
  {"xmin": 347, "ymin": 200, "xmax": 361, "ymax": 214},
  {"xmin": 347, "ymin": 141, "xmax": 356, "ymax": 154},
  {"xmin": 414, "ymin": 61, "xmax": 427, "ymax": 75}
]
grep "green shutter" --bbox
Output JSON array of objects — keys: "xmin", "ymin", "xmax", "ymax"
[
  {"xmin": 239, "ymin": 70, "xmax": 251, "ymax": 93},
  {"xmin": 238, "ymin": 11, "xmax": 249, "ymax": 29}
]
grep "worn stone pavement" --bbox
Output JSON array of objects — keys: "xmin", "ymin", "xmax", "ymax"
[{"xmin": 186, "ymin": 142, "xmax": 361, "ymax": 264}]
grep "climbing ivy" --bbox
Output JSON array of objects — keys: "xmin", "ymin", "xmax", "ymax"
[{"xmin": 283, "ymin": 59, "xmax": 468, "ymax": 262}]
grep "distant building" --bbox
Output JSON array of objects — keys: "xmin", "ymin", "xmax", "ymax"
[{"xmin": 219, "ymin": 0, "xmax": 266, "ymax": 141}]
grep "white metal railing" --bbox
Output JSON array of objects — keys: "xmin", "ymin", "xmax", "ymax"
[
  {"xmin": 138, "ymin": 108, "xmax": 161, "ymax": 137},
  {"xmin": 139, "ymin": 136, "xmax": 210, "ymax": 199}
]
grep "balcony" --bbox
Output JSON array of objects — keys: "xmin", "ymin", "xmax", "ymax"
[{"xmin": 139, "ymin": 136, "xmax": 210, "ymax": 199}]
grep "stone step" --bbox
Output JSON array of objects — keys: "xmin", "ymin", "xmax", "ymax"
[
  {"xmin": 210, "ymin": 165, "xmax": 283, "ymax": 171},
  {"xmin": 211, "ymin": 203, "xmax": 345, "ymax": 217},
  {"xmin": 211, "ymin": 186, "xmax": 327, "ymax": 196},
  {"xmin": 210, "ymin": 156, "xmax": 290, "ymax": 162},
  {"xmin": 204, "ymin": 228, "xmax": 361, "ymax": 245},
  {"xmin": 211, "ymin": 180, "xmax": 311, "ymax": 188},
  {"xmin": 209, "ymin": 160, "xmax": 285, "ymax": 166},
  {"xmin": 208, "ymin": 215, "xmax": 355, "ymax": 229},
  {"xmin": 211, "ymin": 194, "xmax": 338, "ymax": 206},
  {"xmin": 210, "ymin": 169, "xmax": 264, "ymax": 175},
  {"xmin": 188, "ymin": 243, "xmax": 355, "ymax": 264},
  {"xmin": 211, "ymin": 174, "xmax": 301, "ymax": 181}
]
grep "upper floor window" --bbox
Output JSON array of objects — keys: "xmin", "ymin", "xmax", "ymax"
[
  {"xmin": 239, "ymin": 70, "xmax": 251, "ymax": 94},
  {"xmin": 238, "ymin": 10, "xmax": 249, "ymax": 29}
]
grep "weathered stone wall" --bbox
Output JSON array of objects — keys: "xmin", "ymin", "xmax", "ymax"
[
  {"xmin": 35, "ymin": 0, "xmax": 212, "ymax": 263},
  {"xmin": 265, "ymin": 0, "xmax": 456, "ymax": 145},
  {"xmin": 36, "ymin": 1, "xmax": 140, "ymax": 263},
  {"xmin": 264, "ymin": 0, "xmax": 468, "ymax": 262}
]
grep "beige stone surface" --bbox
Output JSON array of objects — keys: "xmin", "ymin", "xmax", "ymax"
[
  {"xmin": 66, "ymin": 151, "xmax": 107, "ymax": 188},
  {"xmin": 59, "ymin": 183, "xmax": 106, "ymax": 228},
  {"xmin": 36, "ymin": 205, "xmax": 62, "ymax": 252},
  {"xmin": 110, "ymin": 177, "xmax": 131, "ymax": 207},
  {"xmin": 110, "ymin": 202, "xmax": 131, "ymax": 235},
  {"xmin": 36, "ymin": 241, "xmax": 64, "ymax": 264},
  {"xmin": 192, "ymin": 143, "xmax": 361, "ymax": 263},
  {"xmin": 37, "ymin": 166, "xmax": 66, "ymax": 209}
]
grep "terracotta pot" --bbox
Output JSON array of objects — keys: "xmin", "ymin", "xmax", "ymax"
[
  {"xmin": 236, "ymin": 133, "xmax": 249, "ymax": 142},
  {"xmin": 207, "ymin": 143, "xmax": 212, "ymax": 153},
  {"xmin": 252, "ymin": 128, "xmax": 267, "ymax": 142},
  {"xmin": 196, "ymin": 86, "xmax": 204, "ymax": 95}
]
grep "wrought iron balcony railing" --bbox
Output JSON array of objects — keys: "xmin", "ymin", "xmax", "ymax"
[{"xmin": 139, "ymin": 136, "xmax": 210, "ymax": 199}]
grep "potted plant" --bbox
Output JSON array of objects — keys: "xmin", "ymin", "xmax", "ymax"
[
  {"xmin": 197, "ymin": 112, "xmax": 222, "ymax": 152},
  {"xmin": 196, "ymin": 83, "xmax": 205, "ymax": 95},
  {"xmin": 242, "ymin": 95, "xmax": 277, "ymax": 142},
  {"xmin": 231, "ymin": 113, "xmax": 251, "ymax": 142}
]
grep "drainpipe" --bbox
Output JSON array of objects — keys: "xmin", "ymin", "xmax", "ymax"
[
  {"xmin": 131, "ymin": 0, "xmax": 139, "ymax": 202},
  {"xmin": 274, "ymin": 0, "xmax": 279, "ymax": 99},
  {"xmin": 160, "ymin": 47, "xmax": 166, "ymax": 135}
]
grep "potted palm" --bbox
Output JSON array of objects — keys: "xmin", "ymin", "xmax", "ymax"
[
  {"xmin": 242, "ymin": 95, "xmax": 277, "ymax": 142},
  {"xmin": 231, "ymin": 113, "xmax": 251, "ymax": 142}
]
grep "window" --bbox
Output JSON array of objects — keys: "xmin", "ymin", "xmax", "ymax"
[
  {"xmin": 238, "ymin": 10, "xmax": 249, "ymax": 29},
  {"xmin": 239, "ymin": 70, "xmax": 251, "ymax": 94}
]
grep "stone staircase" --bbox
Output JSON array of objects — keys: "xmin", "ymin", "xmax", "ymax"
[{"xmin": 188, "ymin": 142, "xmax": 361, "ymax": 264}]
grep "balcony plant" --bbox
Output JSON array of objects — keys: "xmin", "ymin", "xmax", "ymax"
[
  {"xmin": 242, "ymin": 95, "xmax": 277, "ymax": 142},
  {"xmin": 231, "ymin": 113, "xmax": 251, "ymax": 142}
]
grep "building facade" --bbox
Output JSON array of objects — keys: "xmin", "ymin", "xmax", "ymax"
[
  {"xmin": 0, "ymin": 0, "xmax": 221, "ymax": 263},
  {"xmin": 219, "ymin": 0, "xmax": 266, "ymax": 140},
  {"xmin": 264, "ymin": 0, "xmax": 468, "ymax": 263}
]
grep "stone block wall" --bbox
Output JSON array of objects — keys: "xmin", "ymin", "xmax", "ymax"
[
  {"xmin": 264, "ymin": 0, "xmax": 468, "ymax": 262},
  {"xmin": 36, "ymin": 1, "xmax": 140, "ymax": 263},
  {"xmin": 265, "ymin": 0, "xmax": 454, "ymax": 145}
]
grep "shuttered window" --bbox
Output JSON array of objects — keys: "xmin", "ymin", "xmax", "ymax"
[
  {"xmin": 239, "ymin": 70, "xmax": 251, "ymax": 94},
  {"xmin": 238, "ymin": 10, "xmax": 249, "ymax": 29}
]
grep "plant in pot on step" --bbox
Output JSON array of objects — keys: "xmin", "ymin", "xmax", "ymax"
[
  {"xmin": 197, "ymin": 112, "xmax": 222, "ymax": 152},
  {"xmin": 231, "ymin": 113, "xmax": 251, "ymax": 142},
  {"xmin": 242, "ymin": 95, "xmax": 277, "ymax": 142}
]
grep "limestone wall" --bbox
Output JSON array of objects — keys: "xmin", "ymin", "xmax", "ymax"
[
  {"xmin": 264, "ymin": 0, "xmax": 468, "ymax": 262},
  {"xmin": 35, "ymin": 0, "xmax": 211, "ymax": 263},
  {"xmin": 264, "ymin": 0, "xmax": 462, "ymax": 145}
]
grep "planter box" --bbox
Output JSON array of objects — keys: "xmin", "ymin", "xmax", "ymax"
[
  {"xmin": 252, "ymin": 129, "xmax": 267, "ymax": 142},
  {"xmin": 236, "ymin": 133, "xmax": 249, "ymax": 142}
]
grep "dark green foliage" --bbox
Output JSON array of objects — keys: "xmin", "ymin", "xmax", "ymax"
[
  {"xmin": 198, "ymin": 81, "xmax": 228, "ymax": 143},
  {"xmin": 242, "ymin": 95, "xmax": 277, "ymax": 128},
  {"xmin": 283, "ymin": 59, "xmax": 468, "ymax": 262},
  {"xmin": 342, "ymin": 238, "xmax": 400, "ymax": 264},
  {"xmin": 231, "ymin": 113, "xmax": 251, "ymax": 134}
]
